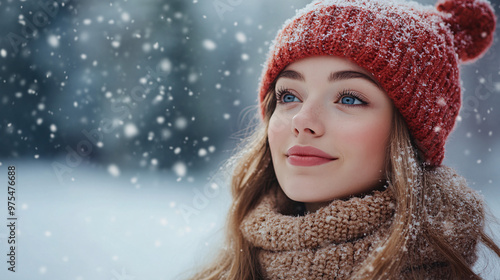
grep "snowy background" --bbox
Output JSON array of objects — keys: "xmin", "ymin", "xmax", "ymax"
[{"xmin": 0, "ymin": 0, "xmax": 499, "ymax": 279}]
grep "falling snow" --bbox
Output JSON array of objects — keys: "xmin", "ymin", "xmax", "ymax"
[
  {"xmin": 198, "ymin": 148, "xmax": 207, "ymax": 157},
  {"xmin": 48, "ymin": 35, "xmax": 60, "ymax": 48},
  {"xmin": 203, "ymin": 39, "xmax": 217, "ymax": 50},
  {"xmin": 173, "ymin": 162, "xmax": 187, "ymax": 177},
  {"xmin": 124, "ymin": 123, "xmax": 139, "ymax": 138},
  {"xmin": 235, "ymin": 32, "xmax": 247, "ymax": 43},
  {"xmin": 175, "ymin": 117, "xmax": 188, "ymax": 130},
  {"xmin": 108, "ymin": 164, "xmax": 121, "ymax": 177},
  {"xmin": 0, "ymin": 0, "xmax": 498, "ymax": 278}
]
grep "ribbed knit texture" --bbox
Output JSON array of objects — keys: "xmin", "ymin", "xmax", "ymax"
[
  {"xmin": 240, "ymin": 166, "xmax": 483, "ymax": 279},
  {"xmin": 258, "ymin": 0, "xmax": 496, "ymax": 166}
]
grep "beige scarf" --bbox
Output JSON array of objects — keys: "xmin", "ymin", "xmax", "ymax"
[{"xmin": 240, "ymin": 166, "xmax": 483, "ymax": 279}]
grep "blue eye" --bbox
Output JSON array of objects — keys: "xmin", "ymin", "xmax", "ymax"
[
  {"xmin": 282, "ymin": 93, "xmax": 300, "ymax": 103},
  {"xmin": 337, "ymin": 91, "xmax": 366, "ymax": 106},
  {"xmin": 276, "ymin": 88, "xmax": 300, "ymax": 104},
  {"xmin": 340, "ymin": 96, "xmax": 363, "ymax": 105}
]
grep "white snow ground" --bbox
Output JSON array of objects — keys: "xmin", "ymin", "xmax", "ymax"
[
  {"xmin": 0, "ymin": 160, "xmax": 498, "ymax": 280},
  {"xmin": 0, "ymin": 160, "xmax": 232, "ymax": 280}
]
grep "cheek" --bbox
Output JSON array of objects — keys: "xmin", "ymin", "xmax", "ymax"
[
  {"xmin": 268, "ymin": 114, "xmax": 290, "ymax": 149},
  {"xmin": 339, "ymin": 117, "xmax": 391, "ymax": 167}
]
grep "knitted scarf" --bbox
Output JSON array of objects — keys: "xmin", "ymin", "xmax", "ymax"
[{"xmin": 240, "ymin": 166, "xmax": 484, "ymax": 279}]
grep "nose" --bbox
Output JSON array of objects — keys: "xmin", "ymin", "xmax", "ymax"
[{"xmin": 291, "ymin": 103, "xmax": 325, "ymax": 137}]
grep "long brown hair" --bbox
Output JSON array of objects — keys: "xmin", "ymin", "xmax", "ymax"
[
  {"xmin": 190, "ymin": 87, "xmax": 500, "ymax": 280},
  {"xmin": 352, "ymin": 106, "xmax": 500, "ymax": 279}
]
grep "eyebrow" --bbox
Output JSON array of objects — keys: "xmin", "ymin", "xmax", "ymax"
[{"xmin": 276, "ymin": 69, "xmax": 381, "ymax": 88}]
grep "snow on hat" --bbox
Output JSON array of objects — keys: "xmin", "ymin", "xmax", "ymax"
[{"xmin": 258, "ymin": 0, "xmax": 496, "ymax": 166}]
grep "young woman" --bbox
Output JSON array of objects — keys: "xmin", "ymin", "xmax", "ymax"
[{"xmin": 192, "ymin": 0, "xmax": 499, "ymax": 279}]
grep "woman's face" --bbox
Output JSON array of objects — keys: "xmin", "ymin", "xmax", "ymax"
[{"xmin": 268, "ymin": 56, "xmax": 394, "ymax": 209}]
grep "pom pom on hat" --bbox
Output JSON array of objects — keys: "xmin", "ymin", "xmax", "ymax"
[
  {"xmin": 437, "ymin": 0, "xmax": 496, "ymax": 62},
  {"xmin": 257, "ymin": 0, "xmax": 496, "ymax": 167}
]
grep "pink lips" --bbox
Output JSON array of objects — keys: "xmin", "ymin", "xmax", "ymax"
[{"xmin": 286, "ymin": 146, "xmax": 337, "ymax": 166}]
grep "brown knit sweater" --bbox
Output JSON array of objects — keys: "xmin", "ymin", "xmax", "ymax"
[{"xmin": 240, "ymin": 166, "xmax": 484, "ymax": 279}]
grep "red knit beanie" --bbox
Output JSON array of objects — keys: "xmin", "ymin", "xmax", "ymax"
[{"xmin": 258, "ymin": 0, "xmax": 496, "ymax": 166}]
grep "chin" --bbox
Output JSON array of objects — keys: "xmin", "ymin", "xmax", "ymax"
[
  {"xmin": 281, "ymin": 185, "xmax": 341, "ymax": 203},
  {"xmin": 281, "ymin": 180, "xmax": 381, "ymax": 203}
]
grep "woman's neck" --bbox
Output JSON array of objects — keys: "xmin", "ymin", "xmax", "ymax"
[
  {"xmin": 305, "ymin": 201, "xmax": 330, "ymax": 213},
  {"xmin": 304, "ymin": 181, "xmax": 388, "ymax": 213}
]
